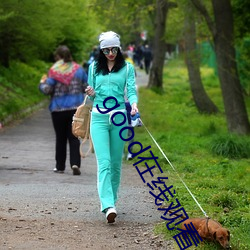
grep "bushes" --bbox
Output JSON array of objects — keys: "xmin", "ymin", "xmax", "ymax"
[
  {"xmin": 0, "ymin": 60, "xmax": 49, "ymax": 123},
  {"xmin": 210, "ymin": 134, "xmax": 250, "ymax": 159}
]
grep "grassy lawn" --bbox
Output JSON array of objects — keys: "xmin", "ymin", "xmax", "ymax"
[
  {"xmin": 0, "ymin": 60, "xmax": 50, "ymax": 123},
  {"xmin": 131, "ymin": 58, "xmax": 250, "ymax": 250}
]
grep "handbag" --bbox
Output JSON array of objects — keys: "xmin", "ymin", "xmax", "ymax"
[{"xmin": 72, "ymin": 95, "xmax": 93, "ymax": 158}]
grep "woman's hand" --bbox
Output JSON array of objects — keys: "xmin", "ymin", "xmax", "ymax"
[
  {"xmin": 40, "ymin": 74, "xmax": 47, "ymax": 83},
  {"xmin": 85, "ymin": 86, "xmax": 96, "ymax": 97},
  {"xmin": 131, "ymin": 103, "xmax": 138, "ymax": 116}
]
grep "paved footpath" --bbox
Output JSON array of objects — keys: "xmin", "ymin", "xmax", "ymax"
[{"xmin": 0, "ymin": 70, "xmax": 174, "ymax": 249}]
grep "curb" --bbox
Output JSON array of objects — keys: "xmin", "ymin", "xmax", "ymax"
[{"xmin": 0, "ymin": 99, "xmax": 48, "ymax": 129}]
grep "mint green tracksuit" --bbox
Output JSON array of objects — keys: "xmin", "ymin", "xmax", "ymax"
[{"xmin": 88, "ymin": 62, "xmax": 137, "ymax": 212}]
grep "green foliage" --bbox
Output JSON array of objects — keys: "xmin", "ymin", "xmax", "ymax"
[
  {"xmin": 232, "ymin": 0, "xmax": 250, "ymax": 39},
  {"xmin": 210, "ymin": 192, "xmax": 238, "ymax": 210},
  {"xmin": 131, "ymin": 58, "xmax": 250, "ymax": 249},
  {"xmin": 236, "ymin": 37, "xmax": 250, "ymax": 95},
  {"xmin": 0, "ymin": 60, "xmax": 49, "ymax": 122},
  {"xmin": 0, "ymin": 0, "xmax": 100, "ymax": 66},
  {"xmin": 210, "ymin": 135, "xmax": 250, "ymax": 159},
  {"xmin": 92, "ymin": 0, "xmax": 156, "ymax": 46},
  {"xmin": 165, "ymin": 2, "xmax": 184, "ymax": 44}
]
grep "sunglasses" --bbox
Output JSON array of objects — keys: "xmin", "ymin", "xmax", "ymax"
[{"xmin": 102, "ymin": 47, "xmax": 119, "ymax": 55}]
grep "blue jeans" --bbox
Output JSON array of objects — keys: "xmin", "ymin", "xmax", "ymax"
[{"xmin": 90, "ymin": 110, "xmax": 128, "ymax": 212}]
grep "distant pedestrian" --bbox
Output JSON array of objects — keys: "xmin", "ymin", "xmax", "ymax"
[
  {"xmin": 134, "ymin": 45, "xmax": 144, "ymax": 69},
  {"xmin": 39, "ymin": 45, "xmax": 88, "ymax": 175},
  {"xmin": 143, "ymin": 44, "xmax": 152, "ymax": 74},
  {"xmin": 85, "ymin": 31, "xmax": 138, "ymax": 223},
  {"xmin": 86, "ymin": 46, "xmax": 99, "ymax": 71}
]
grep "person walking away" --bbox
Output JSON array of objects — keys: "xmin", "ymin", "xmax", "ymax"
[
  {"xmin": 134, "ymin": 44, "xmax": 144, "ymax": 69},
  {"xmin": 39, "ymin": 45, "xmax": 88, "ymax": 175},
  {"xmin": 86, "ymin": 46, "xmax": 99, "ymax": 72},
  {"xmin": 143, "ymin": 44, "xmax": 152, "ymax": 74},
  {"xmin": 85, "ymin": 31, "xmax": 138, "ymax": 223}
]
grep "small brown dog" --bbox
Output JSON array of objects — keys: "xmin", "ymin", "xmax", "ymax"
[{"xmin": 181, "ymin": 217, "xmax": 231, "ymax": 249}]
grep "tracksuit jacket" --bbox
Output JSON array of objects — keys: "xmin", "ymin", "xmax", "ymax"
[{"xmin": 88, "ymin": 61, "xmax": 138, "ymax": 212}]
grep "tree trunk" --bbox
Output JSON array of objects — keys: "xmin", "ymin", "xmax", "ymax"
[
  {"xmin": 212, "ymin": 0, "xmax": 250, "ymax": 134},
  {"xmin": 147, "ymin": 0, "xmax": 169, "ymax": 89},
  {"xmin": 184, "ymin": 4, "xmax": 218, "ymax": 114}
]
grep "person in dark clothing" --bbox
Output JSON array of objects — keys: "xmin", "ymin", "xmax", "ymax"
[
  {"xmin": 39, "ymin": 45, "xmax": 88, "ymax": 175},
  {"xmin": 134, "ymin": 45, "xmax": 144, "ymax": 69},
  {"xmin": 143, "ymin": 44, "xmax": 152, "ymax": 74},
  {"xmin": 88, "ymin": 46, "xmax": 99, "ymax": 67}
]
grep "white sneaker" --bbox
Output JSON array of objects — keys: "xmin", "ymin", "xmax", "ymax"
[
  {"xmin": 72, "ymin": 165, "xmax": 81, "ymax": 175},
  {"xmin": 126, "ymin": 153, "xmax": 133, "ymax": 160},
  {"xmin": 53, "ymin": 168, "xmax": 64, "ymax": 173},
  {"xmin": 106, "ymin": 207, "xmax": 117, "ymax": 223}
]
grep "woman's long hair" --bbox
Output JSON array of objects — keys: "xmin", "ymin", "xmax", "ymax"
[{"xmin": 95, "ymin": 48, "xmax": 126, "ymax": 75}]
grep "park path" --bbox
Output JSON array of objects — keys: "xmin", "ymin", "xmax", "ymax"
[{"xmin": 0, "ymin": 70, "xmax": 174, "ymax": 250}]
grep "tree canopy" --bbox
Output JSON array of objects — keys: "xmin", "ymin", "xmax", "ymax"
[
  {"xmin": 0, "ymin": 0, "xmax": 249, "ymax": 134},
  {"xmin": 0, "ymin": 0, "xmax": 99, "ymax": 66}
]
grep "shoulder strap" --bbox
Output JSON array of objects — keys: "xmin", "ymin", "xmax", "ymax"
[
  {"xmin": 77, "ymin": 95, "xmax": 93, "ymax": 158},
  {"xmin": 79, "ymin": 108, "xmax": 94, "ymax": 158},
  {"xmin": 92, "ymin": 61, "xmax": 95, "ymax": 88},
  {"xmin": 79, "ymin": 136, "xmax": 94, "ymax": 158},
  {"xmin": 83, "ymin": 94, "xmax": 88, "ymax": 105},
  {"xmin": 126, "ymin": 62, "xmax": 129, "ymax": 88},
  {"xmin": 123, "ymin": 62, "xmax": 129, "ymax": 101}
]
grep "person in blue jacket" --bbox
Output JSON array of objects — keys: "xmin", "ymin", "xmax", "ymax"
[
  {"xmin": 39, "ymin": 45, "xmax": 88, "ymax": 175},
  {"xmin": 85, "ymin": 31, "xmax": 138, "ymax": 223}
]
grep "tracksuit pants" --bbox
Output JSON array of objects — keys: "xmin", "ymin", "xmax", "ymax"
[{"xmin": 90, "ymin": 110, "xmax": 128, "ymax": 212}]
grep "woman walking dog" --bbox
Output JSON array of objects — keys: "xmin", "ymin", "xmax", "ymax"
[{"xmin": 85, "ymin": 31, "xmax": 138, "ymax": 223}]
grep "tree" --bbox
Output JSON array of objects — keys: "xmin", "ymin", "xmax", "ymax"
[
  {"xmin": 91, "ymin": 0, "xmax": 156, "ymax": 48},
  {"xmin": 0, "ymin": 0, "xmax": 98, "ymax": 66},
  {"xmin": 148, "ymin": 0, "xmax": 177, "ymax": 89},
  {"xmin": 191, "ymin": 0, "xmax": 250, "ymax": 134},
  {"xmin": 184, "ymin": 1, "xmax": 218, "ymax": 114}
]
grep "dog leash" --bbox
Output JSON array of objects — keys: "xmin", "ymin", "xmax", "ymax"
[{"xmin": 139, "ymin": 118, "xmax": 209, "ymax": 218}]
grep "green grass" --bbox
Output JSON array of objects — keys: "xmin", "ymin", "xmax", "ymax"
[
  {"xmin": 0, "ymin": 60, "xmax": 50, "ymax": 123},
  {"xmin": 131, "ymin": 58, "xmax": 250, "ymax": 249}
]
